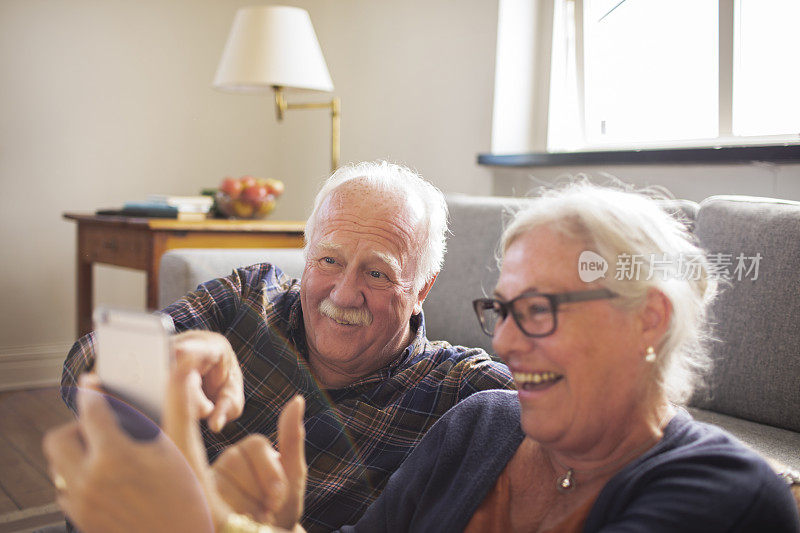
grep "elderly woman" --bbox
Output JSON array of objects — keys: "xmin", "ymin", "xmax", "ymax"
[
  {"xmin": 333, "ymin": 183, "xmax": 798, "ymax": 531},
  {"xmin": 44, "ymin": 183, "xmax": 799, "ymax": 532}
]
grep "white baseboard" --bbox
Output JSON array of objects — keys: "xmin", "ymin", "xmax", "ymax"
[{"xmin": 0, "ymin": 342, "xmax": 71, "ymax": 391}]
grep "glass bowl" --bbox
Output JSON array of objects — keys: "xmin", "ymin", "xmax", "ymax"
[{"xmin": 215, "ymin": 191, "xmax": 277, "ymax": 219}]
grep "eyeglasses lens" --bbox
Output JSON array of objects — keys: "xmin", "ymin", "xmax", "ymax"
[
  {"xmin": 477, "ymin": 300, "xmax": 502, "ymax": 336},
  {"xmin": 477, "ymin": 295, "xmax": 555, "ymax": 336},
  {"xmin": 512, "ymin": 295, "xmax": 555, "ymax": 336}
]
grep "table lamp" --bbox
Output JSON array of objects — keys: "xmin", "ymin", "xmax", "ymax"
[{"xmin": 213, "ymin": 5, "xmax": 340, "ymax": 171}]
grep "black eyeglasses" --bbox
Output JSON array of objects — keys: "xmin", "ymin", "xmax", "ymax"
[{"xmin": 472, "ymin": 288, "xmax": 617, "ymax": 338}]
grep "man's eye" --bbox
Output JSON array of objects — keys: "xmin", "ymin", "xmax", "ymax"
[
  {"xmin": 322, "ymin": 257, "xmax": 336, "ymax": 264},
  {"xmin": 368, "ymin": 270, "xmax": 384, "ymax": 279}
]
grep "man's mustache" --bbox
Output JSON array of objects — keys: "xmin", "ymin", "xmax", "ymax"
[{"xmin": 319, "ymin": 298, "xmax": 373, "ymax": 326}]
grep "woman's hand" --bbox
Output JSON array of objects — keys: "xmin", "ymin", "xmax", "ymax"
[
  {"xmin": 43, "ymin": 374, "xmax": 215, "ymax": 533},
  {"xmin": 163, "ymin": 359, "xmax": 307, "ymax": 531},
  {"xmin": 43, "ymin": 364, "xmax": 307, "ymax": 532},
  {"xmin": 210, "ymin": 398, "xmax": 306, "ymax": 528}
]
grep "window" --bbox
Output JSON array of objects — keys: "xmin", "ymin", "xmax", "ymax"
[
  {"xmin": 733, "ymin": 0, "xmax": 800, "ymax": 137},
  {"xmin": 580, "ymin": 0, "xmax": 718, "ymax": 146},
  {"xmin": 502, "ymin": 0, "xmax": 800, "ymax": 153}
]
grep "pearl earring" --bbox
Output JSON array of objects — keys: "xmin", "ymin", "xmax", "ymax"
[{"xmin": 645, "ymin": 346, "xmax": 657, "ymax": 363}]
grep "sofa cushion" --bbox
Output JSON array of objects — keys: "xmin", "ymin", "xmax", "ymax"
[
  {"xmin": 158, "ymin": 248, "xmax": 305, "ymax": 309},
  {"xmin": 691, "ymin": 196, "xmax": 800, "ymax": 433},
  {"xmin": 689, "ymin": 407, "xmax": 800, "ymax": 467}
]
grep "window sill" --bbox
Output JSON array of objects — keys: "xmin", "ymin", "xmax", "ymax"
[{"xmin": 477, "ymin": 144, "xmax": 800, "ymax": 168}]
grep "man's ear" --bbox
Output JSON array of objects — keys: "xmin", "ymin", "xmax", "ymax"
[
  {"xmin": 640, "ymin": 288, "xmax": 672, "ymax": 352},
  {"xmin": 413, "ymin": 273, "xmax": 438, "ymax": 315}
]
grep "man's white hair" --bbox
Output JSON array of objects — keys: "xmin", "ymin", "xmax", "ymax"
[
  {"xmin": 500, "ymin": 181, "xmax": 717, "ymax": 405},
  {"xmin": 304, "ymin": 161, "xmax": 448, "ymax": 291}
]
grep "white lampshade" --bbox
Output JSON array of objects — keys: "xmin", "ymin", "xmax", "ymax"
[{"xmin": 213, "ymin": 6, "xmax": 334, "ymax": 93}]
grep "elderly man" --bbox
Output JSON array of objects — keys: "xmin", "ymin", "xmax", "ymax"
[{"xmin": 60, "ymin": 161, "xmax": 512, "ymax": 532}]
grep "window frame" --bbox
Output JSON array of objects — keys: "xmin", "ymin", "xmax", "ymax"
[
  {"xmin": 571, "ymin": 0, "xmax": 799, "ymax": 150},
  {"xmin": 483, "ymin": 0, "xmax": 800, "ymax": 165}
]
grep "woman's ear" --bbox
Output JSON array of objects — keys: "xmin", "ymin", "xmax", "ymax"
[{"xmin": 640, "ymin": 288, "xmax": 672, "ymax": 351}]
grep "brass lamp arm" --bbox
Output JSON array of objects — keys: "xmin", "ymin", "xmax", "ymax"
[{"xmin": 273, "ymin": 86, "xmax": 340, "ymax": 171}]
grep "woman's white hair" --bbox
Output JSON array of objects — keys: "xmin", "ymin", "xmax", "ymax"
[
  {"xmin": 500, "ymin": 180, "xmax": 717, "ymax": 405},
  {"xmin": 304, "ymin": 160, "xmax": 448, "ymax": 291}
]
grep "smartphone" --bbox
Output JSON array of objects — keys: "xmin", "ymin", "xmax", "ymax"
[{"xmin": 93, "ymin": 307, "xmax": 174, "ymax": 424}]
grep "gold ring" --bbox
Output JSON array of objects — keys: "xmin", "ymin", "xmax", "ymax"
[{"xmin": 53, "ymin": 473, "xmax": 67, "ymax": 492}]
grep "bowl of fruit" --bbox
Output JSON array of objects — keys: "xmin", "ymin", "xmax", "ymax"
[{"xmin": 215, "ymin": 176, "xmax": 285, "ymax": 219}]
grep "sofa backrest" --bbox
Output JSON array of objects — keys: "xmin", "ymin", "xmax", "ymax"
[
  {"xmin": 690, "ymin": 195, "xmax": 800, "ymax": 433},
  {"xmin": 157, "ymin": 195, "xmax": 531, "ymax": 350},
  {"xmin": 423, "ymin": 194, "xmax": 528, "ymax": 351},
  {"xmin": 423, "ymin": 194, "xmax": 701, "ymax": 352},
  {"xmin": 158, "ymin": 248, "xmax": 305, "ymax": 309},
  {"xmin": 158, "ymin": 194, "xmax": 701, "ymax": 355}
]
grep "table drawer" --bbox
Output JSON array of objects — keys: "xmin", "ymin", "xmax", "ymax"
[{"xmin": 79, "ymin": 225, "xmax": 150, "ymax": 269}]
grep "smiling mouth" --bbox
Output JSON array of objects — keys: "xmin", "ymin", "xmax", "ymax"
[{"xmin": 513, "ymin": 371, "xmax": 563, "ymax": 391}]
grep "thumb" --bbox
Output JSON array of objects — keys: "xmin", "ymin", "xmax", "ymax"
[
  {"xmin": 275, "ymin": 395, "xmax": 306, "ymax": 529},
  {"xmin": 162, "ymin": 361, "xmax": 211, "ymax": 479},
  {"xmin": 278, "ymin": 396, "xmax": 306, "ymax": 480}
]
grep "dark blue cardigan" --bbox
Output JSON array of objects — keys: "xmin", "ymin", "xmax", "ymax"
[{"xmin": 340, "ymin": 390, "xmax": 799, "ymax": 532}]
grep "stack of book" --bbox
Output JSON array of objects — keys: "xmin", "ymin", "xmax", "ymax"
[{"xmin": 97, "ymin": 195, "xmax": 214, "ymax": 220}]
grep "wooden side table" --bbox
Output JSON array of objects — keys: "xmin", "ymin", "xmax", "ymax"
[{"xmin": 64, "ymin": 213, "xmax": 305, "ymax": 336}]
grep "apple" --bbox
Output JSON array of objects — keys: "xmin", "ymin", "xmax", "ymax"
[
  {"xmin": 239, "ymin": 175, "xmax": 257, "ymax": 189},
  {"xmin": 242, "ymin": 184, "xmax": 268, "ymax": 203},
  {"xmin": 256, "ymin": 195, "xmax": 277, "ymax": 216},
  {"xmin": 220, "ymin": 177, "xmax": 243, "ymax": 199},
  {"xmin": 265, "ymin": 178, "xmax": 285, "ymax": 196},
  {"xmin": 231, "ymin": 199, "xmax": 254, "ymax": 218}
]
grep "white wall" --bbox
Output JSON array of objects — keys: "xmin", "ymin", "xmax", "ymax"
[{"xmin": 0, "ymin": 0, "xmax": 500, "ymax": 389}]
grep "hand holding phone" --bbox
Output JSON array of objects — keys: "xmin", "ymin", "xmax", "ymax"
[{"xmin": 92, "ymin": 308, "xmax": 245, "ymax": 437}]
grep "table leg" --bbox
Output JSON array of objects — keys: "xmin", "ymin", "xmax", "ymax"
[
  {"xmin": 76, "ymin": 257, "xmax": 93, "ymax": 338},
  {"xmin": 146, "ymin": 269, "xmax": 159, "ymax": 311},
  {"xmin": 146, "ymin": 235, "xmax": 167, "ymax": 311}
]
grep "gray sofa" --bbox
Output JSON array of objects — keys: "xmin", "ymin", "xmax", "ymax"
[{"xmin": 158, "ymin": 193, "xmax": 800, "ymax": 468}]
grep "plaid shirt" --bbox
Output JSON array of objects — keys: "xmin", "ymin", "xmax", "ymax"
[{"xmin": 61, "ymin": 263, "xmax": 513, "ymax": 532}]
